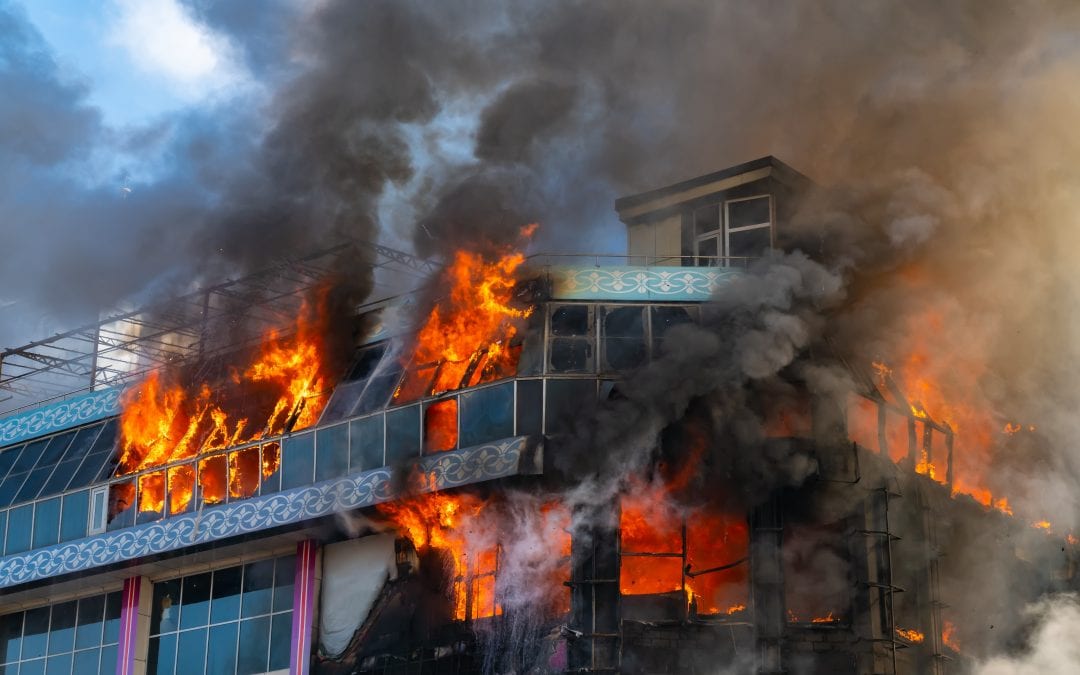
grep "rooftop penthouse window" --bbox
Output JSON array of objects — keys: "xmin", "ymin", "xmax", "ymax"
[{"xmin": 694, "ymin": 195, "xmax": 773, "ymax": 266}]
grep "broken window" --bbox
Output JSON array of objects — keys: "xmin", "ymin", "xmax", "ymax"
[
  {"xmin": 548, "ymin": 304, "xmax": 595, "ymax": 373},
  {"xmin": 783, "ymin": 520, "xmax": 851, "ymax": 625},
  {"xmin": 650, "ymin": 305, "xmax": 697, "ymax": 356},
  {"xmin": 600, "ymin": 305, "xmax": 647, "ymax": 372},
  {"xmin": 424, "ymin": 399, "xmax": 458, "ymax": 452}
]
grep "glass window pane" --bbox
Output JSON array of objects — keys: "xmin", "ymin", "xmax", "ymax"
[
  {"xmin": 423, "ymin": 400, "xmax": 457, "ymax": 453},
  {"xmin": 516, "ymin": 380, "xmax": 542, "ymax": 437},
  {"xmin": 319, "ymin": 380, "xmax": 366, "ymax": 424},
  {"xmin": 273, "ymin": 556, "xmax": 295, "ymax": 613},
  {"xmin": 166, "ymin": 465, "xmax": 195, "ymax": 516},
  {"xmin": 729, "ymin": 225, "xmax": 771, "ymax": 258},
  {"xmin": 549, "ymin": 338, "xmax": 593, "ymax": 373},
  {"xmin": 728, "ymin": 196, "xmax": 770, "ymax": 229},
  {"xmin": 651, "ymin": 306, "xmax": 696, "ymax": 354},
  {"xmin": 99, "ymin": 643, "xmax": 118, "ymax": 674},
  {"xmin": 209, "ymin": 567, "xmax": 242, "ymax": 625},
  {"xmin": 15, "ymin": 466, "xmax": 55, "ymax": 504},
  {"xmin": 37, "ymin": 432, "xmax": 76, "ymax": 468},
  {"xmin": 314, "ymin": 424, "xmax": 349, "ymax": 482},
  {"xmin": 60, "ymin": 427, "xmax": 101, "ymax": 464},
  {"xmin": 385, "ymin": 406, "xmax": 419, "ymax": 463},
  {"xmin": 0, "ymin": 472, "xmax": 28, "ymax": 509},
  {"xmin": 20, "ymin": 658, "xmax": 45, "ymax": 675},
  {"xmin": 22, "ymin": 607, "xmax": 49, "ymax": 659},
  {"xmin": 0, "ymin": 612, "xmax": 22, "ymax": 664},
  {"xmin": 60, "ymin": 491, "xmax": 89, "ymax": 543},
  {"xmin": 205, "ymin": 622, "xmax": 237, "ymax": 675},
  {"xmin": 174, "ymin": 628, "xmax": 207, "ymax": 675},
  {"xmin": 550, "ymin": 305, "xmax": 590, "ymax": 337},
  {"xmin": 179, "ymin": 573, "xmax": 212, "ymax": 630},
  {"xmin": 72, "ymin": 647, "xmax": 99, "ymax": 675},
  {"xmin": 197, "ymin": 456, "xmax": 227, "ymax": 508},
  {"xmin": 227, "ymin": 448, "xmax": 260, "ymax": 501},
  {"xmin": 45, "ymin": 652, "xmax": 72, "ymax": 675},
  {"xmin": 280, "ymin": 433, "xmax": 315, "ymax": 491},
  {"xmin": 601, "ymin": 306, "xmax": 646, "ymax": 371},
  {"xmin": 41, "ymin": 459, "xmax": 82, "ymax": 497},
  {"xmin": 46, "ymin": 601, "xmax": 76, "ymax": 655},
  {"xmin": 346, "ymin": 343, "xmax": 387, "ymax": 382},
  {"xmin": 241, "ymin": 560, "xmax": 274, "ymax": 618},
  {"xmin": 236, "ymin": 617, "xmax": 269, "ymax": 675},
  {"xmin": 105, "ymin": 481, "xmax": 135, "ymax": 532},
  {"xmin": 6, "ymin": 504, "xmax": 33, "ymax": 555},
  {"xmin": 12, "ymin": 440, "xmax": 49, "ymax": 474},
  {"xmin": 0, "ymin": 445, "xmax": 24, "ymax": 482},
  {"xmin": 259, "ymin": 443, "xmax": 281, "ymax": 495},
  {"xmin": 147, "ymin": 633, "xmax": 176, "ymax": 675},
  {"xmin": 696, "ymin": 235, "xmax": 719, "ymax": 265},
  {"xmin": 348, "ymin": 416, "xmax": 384, "ymax": 472},
  {"xmin": 459, "ymin": 384, "xmax": 514, "ymax": 447},
  {"xmin": 65, "ymin": 452, "xmax": 110, "ymax": 492},
  {"xmin": 150, "ymin": 580, "xmax": 181, "ymax": 636},
  {"xmin": 545, "ymin": 380, "xmax": 596, "ymax": 435},
  {"xmin": 268, "ymin": 613, "xmax": 291, "ymax": 671},
  {"xmin": 32, "ymin": 498, "xmax": 61, "ymax": 549},
  {"xmin": 102, "ymin": 592, "xmax": 121, "ymax": 645},
  {"xmin": 87, "ymin": 420, "xmax": 117, "ymax": 455},
  {"xmin": 74, "ymin": 596, "xmax": 104, "ymax": 650},
  {"xmin": 694, "ymin": 204, "xmax": 721, "ymax": 236}
]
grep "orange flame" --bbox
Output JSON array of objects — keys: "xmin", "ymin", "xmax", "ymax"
[
  {"xmin": 810, "ymin": 611, "xmax": 838, "ymax": 624},
  {"xmin": 1032, "ymin": 520, "xmax": 1052, "ymax": 530},
  {"xmin": 396, "ymin": 230, "xmax": 536, "ymax": 403},
  {"xmin": 118, "ymin": 300, "xmax": 326, "ymax": 514},
  {"xmin": 896, "ymin": 627, "xmax": 925, "ymax": 643},
  {"xmin": 942, "ymin": 621, "xmax": 960, "ymax": 651}
]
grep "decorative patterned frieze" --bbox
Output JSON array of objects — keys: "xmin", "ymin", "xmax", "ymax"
[
  {"xmin": 550, "ymin": 266, "xmax": 738, "ymax": 301},
  {"xmin": 0, "ymin": 388, "xmax": 122, "ymax": 448}
]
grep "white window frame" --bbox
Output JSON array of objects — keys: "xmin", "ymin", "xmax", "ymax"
[
  {"xmin": 88, "ymin": 484, "xmax": 108, "ymax": 535},
  {"xmin": 692, "ymin": 195, "xmax": 774, "ymax": 265}
]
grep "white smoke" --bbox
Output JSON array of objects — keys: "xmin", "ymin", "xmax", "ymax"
[{"xmin": 971, "ymin": 594, "xmax": 1080, "ymax": 675}]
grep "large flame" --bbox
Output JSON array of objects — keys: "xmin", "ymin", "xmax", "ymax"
[{"xmin": 118, "ymin": 300, "xmax": 328, "ymax": 514}]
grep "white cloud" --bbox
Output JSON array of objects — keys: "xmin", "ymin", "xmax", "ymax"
[{"xmin": 108, "ymin": 0, "xmax": 248, "ymax": 101}]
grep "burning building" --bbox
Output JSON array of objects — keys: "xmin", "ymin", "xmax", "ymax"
[{"xmin": 0, "ymin": 156, "xmax": 1074, "ymax": 675}]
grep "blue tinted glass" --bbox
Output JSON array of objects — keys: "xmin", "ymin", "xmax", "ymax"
[
  {"xmin": 12, "ymin": 440, "xmax": 49, "ymax": 474},
  {"xmin": 515, "ymin": 380, "xmax": 543, "ymax": 436},
  {"xmin": 349, "ymin": 416, "xmax": 384, "ymax": 471},
  {"xmin": 21, "ymin": 607, "xmax": 49, "ymax": 659},
  {"xmin": 385, "ymin": 406, "xmax": 420, "ymax": 463},
  {"xmin": 236, "ymin": 617, "xmax": 269, "ymax": 675},
  {"xmin": 15, "ymin": 466, "xmax": 55, "ymax": 504},
  {"xmin": 99, "ymin": 644, "xmax": 117, "ymax": 674},
  {"xmin": 71, "ymin": 648, "xmax": 99, "ymax": 675},
  {"xmin": 60, "ymin": 491, "xmax": 89, "ymax": 543},
  {"xmin": 148, "ymin": 634, "xmax": 176, "ymax": 675},
  {"xmin": 59, "ymin": 427, "xmax": 100, "ymax": 464},
  {"xmin": 174, "ymin": 628, "xmax": 207, "ymax": 675},
  {"xmin": 65, "ymin": 453, "xmax": 110, "ymax": 491},
  {"xmin": 272, "ymin": 556, "xmax": 295, "ymax": 613},
  {"xmin": 205, "ymin": 622, "xmax": 237, "ymax": 675},
  {"xmin": 19, "ymin": 658, "xmax": 45, "ymax": 675},
  {"xmin": 150, "ymin": 580, "xmax": 181, "ymax": 636},
  {"xmin": 87, "ymin": 420, "xmax": 117, "ymax": 455},
  {"xmin": 280, "ymin": 434, "xmax": 314, "ymax": 491},
  {"xmin": 37, "ymin": 432, "xmax": 77, "ymax": 468},
  {"xmin": 6, "ymin": 504, "xmax": 33, "ymax": 555},
  {"xmin": 41, "ymin": 459, "xmax": 81, "ymax": 496},
  {"xmin": 44, "ymin": 652, "xmax": 72, "ymax": 675},
  {"xmin": 354, "ymin": 370, "xmax": 402, "ymax": 415},
  {"xmin": 0, "ymin": 445, "xmax": 24, "ymax": 481},
  {"xmin": 179, "ymin": 573, "xmax": 212, "ymax": 630},
  {"xmin": 102, "ymin": 593, "xmax": 121, "ymax": 645},
  {"xmin": 314, "ymin": 424, "xmax": 349, "ymax": 482},
  {"xmin": 0, "ymin": 511, "xmax": 7, "ymax": 557},
  {"xmin": 74, "ymin": 596, "xmax": 104, "ymax": 650},
  {"xmin": 46, "ymin": 601, "xmax": 76, "ymax": 655},
  {"xmin": 259, "ymin": 443, "xmax": 281, "ymax": 495},
  {"xmin": 32, "ymin": 498, "xmax": 61, "ymax": 549},
  {"xmin": 459, "ymin": 383, "xmax": 514, "ymax": 447},
  {"xmin": 240, "ymin": 560, "xmax": 274, "ymax": 618},
  {"xmin": 0, "ymin": 612, "xmax": 22, "ymax": 664},
  {"xmin": 318, "ymin": 380, "xmax": 365, "ymax": 424},
  {"xmin": 0, "ymin": 473, "xmax": 29, "ymax": 508},
  {"xmin": 209, "ymin": 567, "xmax": 241, "ymax": 625},
  {"xmin": 268, "ymin": 613, "xmax": 291, "ymax": 671}
]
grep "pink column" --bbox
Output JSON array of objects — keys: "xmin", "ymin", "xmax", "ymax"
[
  {"xmin": 116, "ymin": 575, "xmax": 143, "ymax": 675},
  {"xmin": 290, "ymin": 539, "xmax": 319, "ymax": 675}
]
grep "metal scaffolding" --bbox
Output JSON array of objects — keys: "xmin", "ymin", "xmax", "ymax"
[{"xmin": 0, "ymin": 241, "xmax": 438, "ymax": 416}]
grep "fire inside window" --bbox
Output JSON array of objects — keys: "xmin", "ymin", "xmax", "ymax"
[{"xmin": 694, "ymin": 195, "xmax": 772, "ymax": 266}]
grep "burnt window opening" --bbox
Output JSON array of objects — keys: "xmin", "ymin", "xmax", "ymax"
[
  {"xmin": 600, "ymin": 305, "xmax": 647, "ymax": 372},
  {"xmin": 783, "ymin": 519, "xmax": 852, "ymax": 626},
  {"xmin": 453, "ymin": 547, "xmax": 501, "ymax": 622},
  {"xmin": 548, "ymin": 304, "xmax": 594, "ymax": 373},
  {"xmin": 424, "ymin": 399, "xmax": 458, "ymax": 453}
]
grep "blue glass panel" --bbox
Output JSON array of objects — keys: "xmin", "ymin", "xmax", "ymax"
[
  {"xmin": 15, "ymin": 466, "xmax": 55, "ymax": 504},
  {"xmin": 21, "ymin": 607, "xmax": 49, "ymax": 659},
  {"xmin": 280, "ymin": 433, "xmax": 314, "ymax": 491},
  {"xmin": 32, "ymin": 498, "xmax": 61, "ymax": 549},
  {"xmin": 60, "ymin": 491, "xmax": 89, "ymax": 543},
  {"xmin": 19, "ymin": 658, "xmax": 45, "ymax": 675},
  {"xmin": 37, "ymin": 431, "xmax": 77, "ymax": 468},
  {"xmin": 241, "ymin": 560, "xmax": 274, "ymax": 618},
  {"xmin": 354, "ymin": 369, "xmax": 402, "ymax": 415},
  {"xmin": 87, "ymin": 420, "xmax": 117, "ymax": 455},
  {"xmin": 65, "ymin": 453, "xmax": 110, "ymax": 491},
  {"xmin": 314, "ymin": 423, "xmax": 349, "ymax": 482},
  {"xmin": 74, "ymin": 595, "xmax": 104, "ymax": 650},
  {"xmin": 319, "ymin": 380, "xmax": 365, "ymax": 424},
  {"xmin": 205, "ymin": 622, "xmax": 237, "ymax": 675},
  {"xmin": 209, "ymin": 566, "xmax": 241, "ymax": 625},
  {"xmin": 99, "ymin": 644, "xmax": 118, "ymax": 674},
  {"xmin": 179, "ymin": 573, "xmax": 212, "ymax": 630},
  {"xmin": 349, "ymin": 415, "xmax": 384, "ymax": 471},
  {"xmin": 236, "ymin": 617, "xmax": 269, "ymax": 675},
  {"xmin": 12, "ymin": 440, "xmax": 49, "ymax": 474},
  {"xmin": 0, "ymin": 472, "xmax": 29, "ymax": 508},
  {"xmin": 148, "ymin": 633, "xmax": 176, "ymax": 675},
  {"xmin": 459, "ymin": 383, "xmax": 514, "ymax": 447},
  {"xmin": 0, "ymin": 445, "xmax": 24, "ymax": 482},
  {"xmin": 105, "ymin": 481, "xmax": 135, "ymax": 532},
  {"xmin": 102, "ymin": 592, "xmax": 121, "ymax": 645},
  {"xmin": 41, "ymin": 459, "xmax": 82, "ymax": 497},
  {"xmin": 259, "ymin": 443, "xmax": 281, "ymax": 495},
  {"xmin": 150, "ymin": 580, "xmax": 181, "ymax": 636},
  {"xmin": 174, "ymin": 628, "xmax": 207, "ymax": 675},
  {"xmin": 385, "ymin": 406, "xmax": 420, "ymax": 463},
  {"xmin": 71, "ymin": 648, "xmax": 99, "ymax": 675},
  {"xmin": 6, "ymin": 504, "xmax": 33, "ymax": 555},
  {"xmin": 268, "ymin": 613, "xmax": 291, "ymax": 671},
  {"xmin": 516, "ymin": 379, "xmax": 543, "ymax": 436},
  {"xmin": 46, "ymin": 601, "xmax": 75, "ymax": 655},
  {"xmin": 44, "ymin": 652, "xmax": 72, "ymax": 675},
  {"xmin": 272, "ymin": 555, "xmax": 295, "ymax": 613},
  {"xmin": 59, "ymin": 426, "xmax": 101, "ymax": 464},
  {"xmin": 0, "ymin": 511, "xmax": 7, "ymax": 558},
  {"xmin": 0, "ymin": 612, "xmax": 22, "ymax": 664}
]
